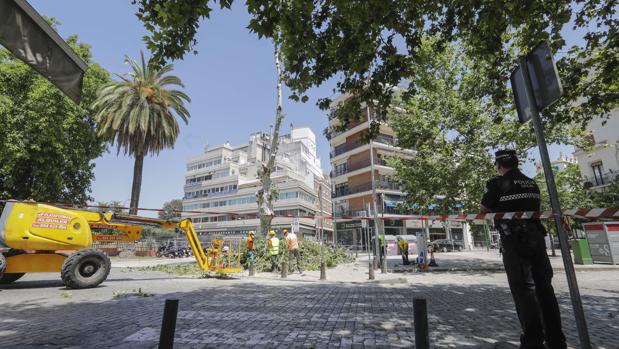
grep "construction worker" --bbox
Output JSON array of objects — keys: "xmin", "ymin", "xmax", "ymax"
[
  {"xmin": 267, "ymin": 230, "xmax": 279, "ymax": 272},
  {"xmin": 283, "ymin": 229, "xmax": 302, "ymax": 273},
  {"xmin": 246, "ymin": 231, "xmax": 256, "ymax": 265},
  {"xmin": 397, "ymin": 236, "xmax": 409, "ymax": 265},
  {"xmin": 481, "ymin": 150, "xmax": 566, "ymax": 349}
]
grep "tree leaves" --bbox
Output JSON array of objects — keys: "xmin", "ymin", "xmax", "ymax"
[
  {"xmin": 388, "ymin": 38, "xmax": 585, "ymax": 215},
  {"xmin": 0, "ymin": 35, "xmax": 110, "ymax": 204},
  {"xmin": 134, "ymin": 0, "xmax": 618, "ymax": 137},
  {"xmin": 91, "ymin": 52, "xmax": 191, "ymax": 157}
]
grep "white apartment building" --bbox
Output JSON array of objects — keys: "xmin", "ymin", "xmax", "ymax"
[
  {"xmin": 182, "ymin": 127, "xmax": 333, "ymax": 239},
  {"xmin": 573, "ymin": 109, "xmax": 619, "ymax": 191}
]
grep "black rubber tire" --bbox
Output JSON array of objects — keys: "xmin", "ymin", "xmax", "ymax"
[
  {"xmin": 0, "ymin": 273, "xmax": 25, "ymax": 284},
  {"xmin": 457, "ymin": 246, "xmax": 463, "ymax": 252},
  {"xmin": 0, "ymin": 253, "xmax": 6, "ymax": 274},
  {"xmin": 61, "ymin": 249, "xmax": 111, "ymax": 289}
]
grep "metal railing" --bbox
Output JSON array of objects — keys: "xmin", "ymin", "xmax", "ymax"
[{"xmin": 333, "ymin": 181, "xmax": 402, "ymax": 198}]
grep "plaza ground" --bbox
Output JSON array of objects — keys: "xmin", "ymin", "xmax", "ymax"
[{"xmin": 0, "ymin": 250, "xmax": 617, "ymax": 348}]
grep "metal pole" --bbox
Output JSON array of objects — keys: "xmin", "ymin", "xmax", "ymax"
[
  {"xmin": 367, "ymin": 105, "xmax": 382, "ymax": 274},
  {"xmin": 158, "ymin": 299, "xmax": 179, "ymax": 349},
  {"xmin": 332, "ymin": 200, "xmax": 338, "ymax": 246},
  {"xmin": 413, "ymin": 298, "xmax": 430, "ymax": 349},
  {"xmin": 520, "ymin": 57, "xmax": 591, "ymax": 349},
  {"xmin": 380, "ymin": 193, "xmax": 387, "ymax": 273},
  {"xmin": 319, "ymin": 185, "xmax": 326, "ymax": 280}
]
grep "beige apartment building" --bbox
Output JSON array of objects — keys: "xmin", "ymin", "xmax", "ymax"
[{"xmin": 327, "ymin": 95, "xmax": 421, "ymax": 246}]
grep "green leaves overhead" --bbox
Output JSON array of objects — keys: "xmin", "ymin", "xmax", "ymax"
[
  {"xmin": 132, "ymin": 0, "xmax": 233, "ymax": 66},
  {"xmin": 388, "ymin": 39, "xmax": 582, "ymax": 214},
  {"xmin": 135, "ymin": 0, "xmax": 618, "ymax": 136}
]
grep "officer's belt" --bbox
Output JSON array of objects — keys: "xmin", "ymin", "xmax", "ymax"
[{"xmin": 496, "ymin": 219, "xmax": 543, "ymax": 237}]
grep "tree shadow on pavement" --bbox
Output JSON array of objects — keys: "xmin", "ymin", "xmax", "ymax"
[{"xmin": 0, "ymin": 277, "xmax": 616, "ymax": 348}]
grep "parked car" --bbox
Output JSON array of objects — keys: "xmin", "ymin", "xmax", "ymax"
[{"xmin": 431, "ymin": 239, "xmax": 464, "ymax": 252}]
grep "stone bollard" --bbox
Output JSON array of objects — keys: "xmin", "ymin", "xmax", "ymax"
[
  {"xmin": 249, "ymin": 261, "xmax": 255, "ymax": 277},
  {"xmin": 368, "ymin": 261, "xmax": 375, "ymax": 280},
  {"xmin": 381, "ymin": 256, "xmax": 387, "ymax": 273},
  {"xmin": 320, "ymin": 261, "xmax": 326, "ymax": 280},
  {"xmin": 281, "ymin": 259, "xmax": 287, "ymax": 278}
]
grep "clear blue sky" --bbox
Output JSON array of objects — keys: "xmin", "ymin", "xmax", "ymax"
[{"xmin": 29, "ymin": 1, "xmax": 574, "ymax": 213}]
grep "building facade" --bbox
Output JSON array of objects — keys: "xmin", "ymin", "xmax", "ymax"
[
  {"xmin": 535, "ymin": 153, "xmax": 577, "ymax": 175},
  {"xmin": 182, "ymin": 127, "xmax": 333, "ymax": 239},
  {"xmin": 573, "ymin": 109, "xmax": 619, "ymax": 191},
  {"xmin": 327, "ymin": 94, "xmax": 427, "ymax": 246}
]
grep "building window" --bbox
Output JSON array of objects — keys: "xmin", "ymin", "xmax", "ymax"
[
  {"xmin": 592, "ymin": 162, "xmax": 604, "ymax": 185},
  {"xmin": 334, "ymin": 163, "xmax": 348, "ymax": 176}
]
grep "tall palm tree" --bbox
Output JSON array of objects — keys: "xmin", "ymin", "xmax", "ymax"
[{"xmin": 92, "ymin": 52, "xmax": 190, "ymax": 214}]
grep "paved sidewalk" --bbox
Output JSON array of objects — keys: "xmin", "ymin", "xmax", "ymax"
[
  {"xmin": 0, "ymin": 256, "xmax": 617, "ymax": 348},
  {"xmin": 388, "ymin": 249, "xmax": 619, "ymax": 273}
]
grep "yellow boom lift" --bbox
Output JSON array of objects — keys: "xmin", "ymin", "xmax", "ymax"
[{"xmin": 0, "ymin": 201, "xmax": 242, "ymax": 289}]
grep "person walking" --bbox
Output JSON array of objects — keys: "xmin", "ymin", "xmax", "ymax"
[
  {"xmin": 267, "ymin": 230, "xmax": 280, "ymax": 272},
  {"xmin": 481, "ymin": 150, "xmax": 566, "ymax": 349},
  {"xmin": 283, "ymin": 229, "xmax": 303, "ymax": 274},
  {"xmin": 397, "ymin": 236, "xmax": 409, "ymax": 265}
]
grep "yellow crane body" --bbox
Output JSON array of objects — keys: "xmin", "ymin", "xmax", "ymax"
[{"xmin": 0, "ymin": 201, "xmax": 242, "ymax": 289}]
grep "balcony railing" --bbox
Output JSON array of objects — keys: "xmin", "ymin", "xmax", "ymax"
[
  {"xmin": 331, "ymin": 135, "xmax": 397, "ymax": 158},
  {"xmin": 333, "ymin": 181, "xmax": 402, "ymax": 198},
  {"xmin": 331, "ymin": 158, "xmax": 390, "ymax": 178},
  {"xmin": 583, "ymin": 171, "xmax": 619, "ymax": 188},
  {"xmin": 332, "ymin": 142, "xmax": 366, "ymax": 157}
]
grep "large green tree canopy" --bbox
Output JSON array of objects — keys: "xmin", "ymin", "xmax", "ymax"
[
  {"xmin": 0, "ymin": 28, "xmax": 110, "ymax": 204},
  {"xmin": 134, "ymin": 0, "xmax": 618, "ymax": 133}
]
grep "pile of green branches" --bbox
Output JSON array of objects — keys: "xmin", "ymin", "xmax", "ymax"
[{"xmin": 242, "ymin": 238, "xmax": 355, "ymax": 272}]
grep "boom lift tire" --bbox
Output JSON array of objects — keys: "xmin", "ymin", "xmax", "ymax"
[
  {"xmin": 0, "ymin": 273, "xmax": 25, "ymax": 284},
  {"xmin": 0, "ymin": 253, "xmax": 26, "ymax": 284},
  {"xmin": 61, "ymin": 249, "xmax": 111, "ymax": 289},
  {"xmin": 0, "ymin": 253, "xmax": 6, "ymax": 274}
]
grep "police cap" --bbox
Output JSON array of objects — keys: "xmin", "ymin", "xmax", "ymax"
[{"xmin": 494, "ymin": 149, "xmax": 518, "ymax": 163}]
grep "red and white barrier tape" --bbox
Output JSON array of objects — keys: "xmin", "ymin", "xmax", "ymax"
[{"xmin": 2, "ymin": 199, "xmax": 618, "ymax": 221}]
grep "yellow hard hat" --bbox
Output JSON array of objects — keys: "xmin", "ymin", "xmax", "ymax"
[
  {"xmin": 249, "ymin": 231, "xmax": 255, "ymax": 236},
  {"xmin": 282, "ymin": 229, "xmax": 289, "ymax": 234},
  {"xmin": 269, "ymin": 231, "xmax": 276, "ymax": 236}
]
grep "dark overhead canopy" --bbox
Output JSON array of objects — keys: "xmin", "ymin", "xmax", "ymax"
[{"xmin": 0, "ymin": 0, "xmax": 88, "ymax": 104}]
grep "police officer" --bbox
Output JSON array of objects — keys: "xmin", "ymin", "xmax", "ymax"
[{"xmin": 480, "ymin": 150, "xmax": 566, "ymax": 349}]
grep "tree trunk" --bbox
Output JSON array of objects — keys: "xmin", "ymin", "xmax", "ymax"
[
  {"xmin": 129, "ymin": 153, "xmax": 144, "ymax": 215},
  {"xmin": 257, "ymin": 37, "xmax": 285, "ymax": 237}
]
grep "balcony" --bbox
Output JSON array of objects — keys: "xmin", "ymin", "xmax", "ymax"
[
  {"xmin": 332, "ymin": 181, "xmax": 402, "ymax": 198},
  {"xmin": 330, "ymin": 135, "xmax": 396, "ymax": 158},
  {"xmin": 583, "ymin": 171, "xmax": 619, "ymax": 188},
  {"xmin": 331, "ymin": 158, "xmax": 389, "ymax": 178},
  {"xmin": 332, "ymin": 142, "xmax": 366, "ymax": 157}
]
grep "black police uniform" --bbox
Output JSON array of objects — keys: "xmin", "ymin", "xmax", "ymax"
[{"xmin": 482, "ymin": 167, "xmax": 566, "ymax": 349}]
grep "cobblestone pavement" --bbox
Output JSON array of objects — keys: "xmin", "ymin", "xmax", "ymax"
[{"xmin": 0, "ymin": 257, "xmax": 617, "ymax": 348}]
